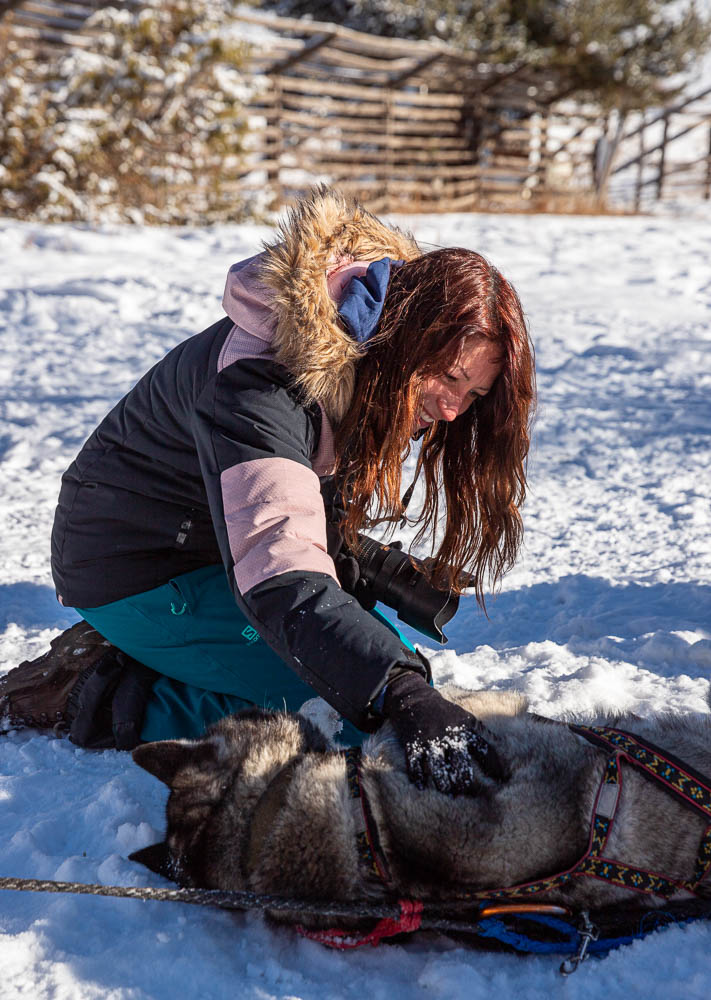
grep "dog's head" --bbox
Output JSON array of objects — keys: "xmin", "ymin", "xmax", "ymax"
[{"xmin": 130, "ymin": 708, "xmax": 328, "ymax": 889}]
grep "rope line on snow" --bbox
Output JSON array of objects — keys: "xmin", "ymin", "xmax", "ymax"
[
  {"xmin": 3, "ymin": 873, "xmax": 711, "ymax": 960},
  {"xmin": 0, "ymin": 875, "xmax": 391, "ymax": 915},
  {"xmin": 4, "ymin": 870, "xmax": 711, "ymax": 980},
  {"xmin": 0, "ymin": 874, "xmax": 481, "ymax": 931}
]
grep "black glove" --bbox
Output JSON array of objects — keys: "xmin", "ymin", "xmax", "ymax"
[
  {"xmin": 333, "ymin": 550, "xmax": 378, "ymax": 611},
  {"xmin": 382, "ymin": 671, "xmax": 505, "ymax": 795},
  {"xmin": 67, "ymin": 650, "xmax": 157, "ymax": 751}
]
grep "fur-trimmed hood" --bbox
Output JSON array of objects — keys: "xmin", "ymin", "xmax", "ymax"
[{"xmin": 223, "ymin": 188, "xmax": 421, "ymax": 424}]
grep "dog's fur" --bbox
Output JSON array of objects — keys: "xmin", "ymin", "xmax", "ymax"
[{"xmin": 132, "ymin": 688, "xmax": 711, "ymax": 921}]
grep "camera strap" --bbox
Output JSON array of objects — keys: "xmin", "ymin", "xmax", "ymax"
[{"xmin": 366, "ymin": 447, "xmax": 425, "ymax": 530}]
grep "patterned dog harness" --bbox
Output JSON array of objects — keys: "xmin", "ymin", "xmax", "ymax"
[
  {"xmin": 473, "ymin": 725, "xmax": 711, "ymax": 903},
  {"xmin": 343, "ymin": 746, "xmax": 393, "ymax": 886},
  {"xmin": 295, "ymin": 727, "xmax": 711, "ymax": 950},
  {"xmin": 342, "ymin": 729, "xmax": 711, "ymax": 904},
  {"xmin": 296, "ymin": 747, "xmax": 424, "ymax": 948},
  {"xmin": 567, "ymin": 726, "xmax": 711, "ymax": 896}
]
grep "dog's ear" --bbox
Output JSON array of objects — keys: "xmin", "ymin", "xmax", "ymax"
[{"xmin": 132, "ymin": 739, "xmax": 207, "ymax": 786}]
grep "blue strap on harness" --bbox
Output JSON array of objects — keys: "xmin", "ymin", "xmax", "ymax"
[
  {"xmin": 474, "ymin": 914, "xmax": 581, "ymax": 955},
  {"xmin": 472, "ymin": 906, "xmax": 711, "ymax": 959}
]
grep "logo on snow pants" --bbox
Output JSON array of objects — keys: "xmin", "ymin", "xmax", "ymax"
[{"xmin": 240, "ymin": 625, "xmax": 260, "ymax": 644}]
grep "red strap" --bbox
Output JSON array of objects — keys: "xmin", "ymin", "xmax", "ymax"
[{"xmin": 296, "ymin": 899, "xmax": 424, "ymax": 949}]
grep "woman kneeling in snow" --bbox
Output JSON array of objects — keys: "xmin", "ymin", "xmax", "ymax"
[{"xmin": 10, "ymin": 188, "xmax": 536, "ymax": 796}]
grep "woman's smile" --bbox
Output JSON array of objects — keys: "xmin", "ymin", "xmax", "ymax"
[{"xmin": 415, "ymin": 338, "xmax": 501, "ymax": 431}]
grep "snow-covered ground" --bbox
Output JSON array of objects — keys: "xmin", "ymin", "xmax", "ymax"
[{"xmin": 1, "ymin": 208, "xmax": 710, "ymax": 998}]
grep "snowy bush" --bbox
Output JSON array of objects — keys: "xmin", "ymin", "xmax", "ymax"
[{"xmin": 0, "ymin": 2, "xmax": 260, "ymax": 224}]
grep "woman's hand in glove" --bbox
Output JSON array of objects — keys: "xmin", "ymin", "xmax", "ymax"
[
  {"xmin": 381, "ymin": 671, "xmax": 505, "ymax": 795},
  {"xmin": 333, "ymin": 551, "xmax": 377, "ymax": 611}
]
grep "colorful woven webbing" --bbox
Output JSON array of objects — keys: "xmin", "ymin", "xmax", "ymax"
[
  {"xmin": 296, "ymin": 899, "xmax": 424, "ymax": 949},
  {"xmin": 344, "ymin": 747, "xmax": 391, "ymax": 886},
  {"xmin": 296, "ymin": 725, "xmax": 711, "ymax": 952},
  {"xmin": 575, "ymin": 726, "xmax": 711, "ymax": 818}
]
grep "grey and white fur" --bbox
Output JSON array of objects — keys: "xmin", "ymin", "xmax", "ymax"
[{"xmin": 131, "ymin": 687, "xmax": 711, "ymax": 922}]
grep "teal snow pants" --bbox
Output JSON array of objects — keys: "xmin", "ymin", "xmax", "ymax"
[{"xmin": 76, "ymin": 564, "xmax": 415, "ymax": 746}]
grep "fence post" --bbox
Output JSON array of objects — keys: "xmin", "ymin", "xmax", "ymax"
[
  {"xmin": 634, "ymin": 112, "xmax": 646, "ymax": 211},
  {"xmin": 656, "ymin": 114, "xmax": 669, "ymax": 201},
  {"xmin": 536, "ymin": 110, "xmax": 549, "ymax": 194},
  {"xmin": 266, "ymin": 76, "xmax": 283, "ymax": 206},
  {"xmin": 384, "ymin": 86, "xmax": 393, "ymax": 211}
]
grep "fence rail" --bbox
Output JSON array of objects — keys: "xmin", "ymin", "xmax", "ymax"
[
  {"xmin": 232, "ymin": 8, "xmax": 565, "ymax": 211},
  {"xmin": 2, "ymin": 1, "xmax": 709, "ymax": 214},
  {"xmin": 607, "ymin": 88, "xmax": 711, "ymax": 208}
]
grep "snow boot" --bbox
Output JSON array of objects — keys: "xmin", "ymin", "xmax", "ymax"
[{"xmin": 0, "ymin": 620, "xmax": 156, "ymax": 750}]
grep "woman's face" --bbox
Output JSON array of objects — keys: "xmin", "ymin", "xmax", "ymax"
[{"xmin": 415, "ymin": 338, "xmax": 501, "ymax": 433}]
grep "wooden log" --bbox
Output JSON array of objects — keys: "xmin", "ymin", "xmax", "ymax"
[
  {"xmin": 247, "ymin": 38, "xmax": 307, "ymax": 61},
  {"xmin": 389, "ymin": 52, "xmax": 443, "ymax": 88},
  {"xmin": 266, "ymin": 32, "xmax": 336, "ymax": 75},
  {"xmin": 479, "ymin": 166, "xmax": 532, "ymax": 180},
  {"xmin": 18, "ymin": 1, "xmax": 93, "ymax": 25},
  {"xmin": 272, "ymin": 91, "xmax": 385, "ymax": 115},
  {"xmin": 265, "ymin": 86, "xmax": 461, "ymax": 121},
  {"xmin": 314, "ymin": 176, "xmax": 478, "ymax": 197},
  {"xmin": 277, "ymin": 96, "xmax": 463, "ymax": 123},
  {"xmin": 611, "ymin": 116, "xmax": 711, "ymax": 175},
  {"xmin": 284, "ymin": 46, "xmax": 416, "ymax": 75},
  {"xmin": 619, "ymin": 85, "xmax": 711, "ymax": 144},
  {"xmin": 656, "ymin": 115, "xmax": 669, "ymax": 200},
  {"xmin": 279, "ymin": 93, "xmax": 389, "ymax": 118},
  {"xmin": 271, "ymin": 72, "xmax": 467, "ymax": 108},
  {"xmin": 488, "ymin": 149, "xmax": 530, "ymax": 162},
  {"xmin": 490, "ymin": 155, "xmax": 532, "ymax": 171},
  {"xmin": 233, "ymin": 7, "xmax": 481, "ymax": 65},
  {"xmin": 535, "ymin": 111, "xmax": 549, "ymax": 189},
  {"xmin": 250, "ymin": 122, "xmax": 471, "ymax": 151},
  {"xmin": 634, "ymin": 112, "xmax": 646, "ymax": 212},
  {"xmin": 266, "ymin": 108, "xmax": 462, "ymax": 135},
  {"xmin": 639, "ymin": 153, "xmax": 711, "ymax": 180},
  {"xmin": 547, "ymin": 119, "xmax": 602, "ymax": 160},
  {"xmin": 7, "ymin": 21, "xmax": 92, "ymax": 46},
  {"xmin": 494, "ymin": 121, "xmax": 532, "ymax": 136},
  {"xmin": 319, "ymin": 131, "xmax": 471, "ymax": 151},
  {"xmin": 266, "ymin": 75, "xmax": 283, "ymax": 202},
  {"xmin": 422, "ymin": 191, "xmax": 483, "ymax": 211},
  {"xmin": 290, "ymin": 146, "xmax": 475, "ymax": 165},
  {"xmin": 283, "ymin": 160, "xmax": 482, "ymax": 181}
]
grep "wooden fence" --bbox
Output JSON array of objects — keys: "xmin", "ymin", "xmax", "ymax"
[
  {"xmin": 2, "ymin": 1, "xmax": 709, "ymax": 214},
  {"xmin": 230, "ymin": 9, "xmax": 565, "ymax": 213},
  {"xmin": 0, "ymin": 1, "xmax": 578, "ymax": 214},
  {"xmin": 605, "ymin": 88, "xmax": 711, "ymax": 208},
  {"xmin": 0, "ymin": 0, "xmax": 143, "ymax": 47}
]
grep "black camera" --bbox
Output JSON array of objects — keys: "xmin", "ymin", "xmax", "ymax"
[{"xmin": 351, "ymin": 534, "xmax": 460, "ymax": 644}]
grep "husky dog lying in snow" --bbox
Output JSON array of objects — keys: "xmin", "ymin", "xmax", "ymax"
[{"xmin": 131, "ymin": 688, "xmax": 711, "ymax": 922}]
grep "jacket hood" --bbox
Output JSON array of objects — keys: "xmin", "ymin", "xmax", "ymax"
[
  {"xmin": 222, "ymin": 252, "xmax": 278, "ymax": 346},
  {"xmin": 258, "ymin": 187, "xmax": 421, "ymax": 424}
]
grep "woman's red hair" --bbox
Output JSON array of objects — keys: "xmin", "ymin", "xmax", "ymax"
[{"xmin": 335, "ymin": 247, "xmax": 536, "ymax": 607}]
